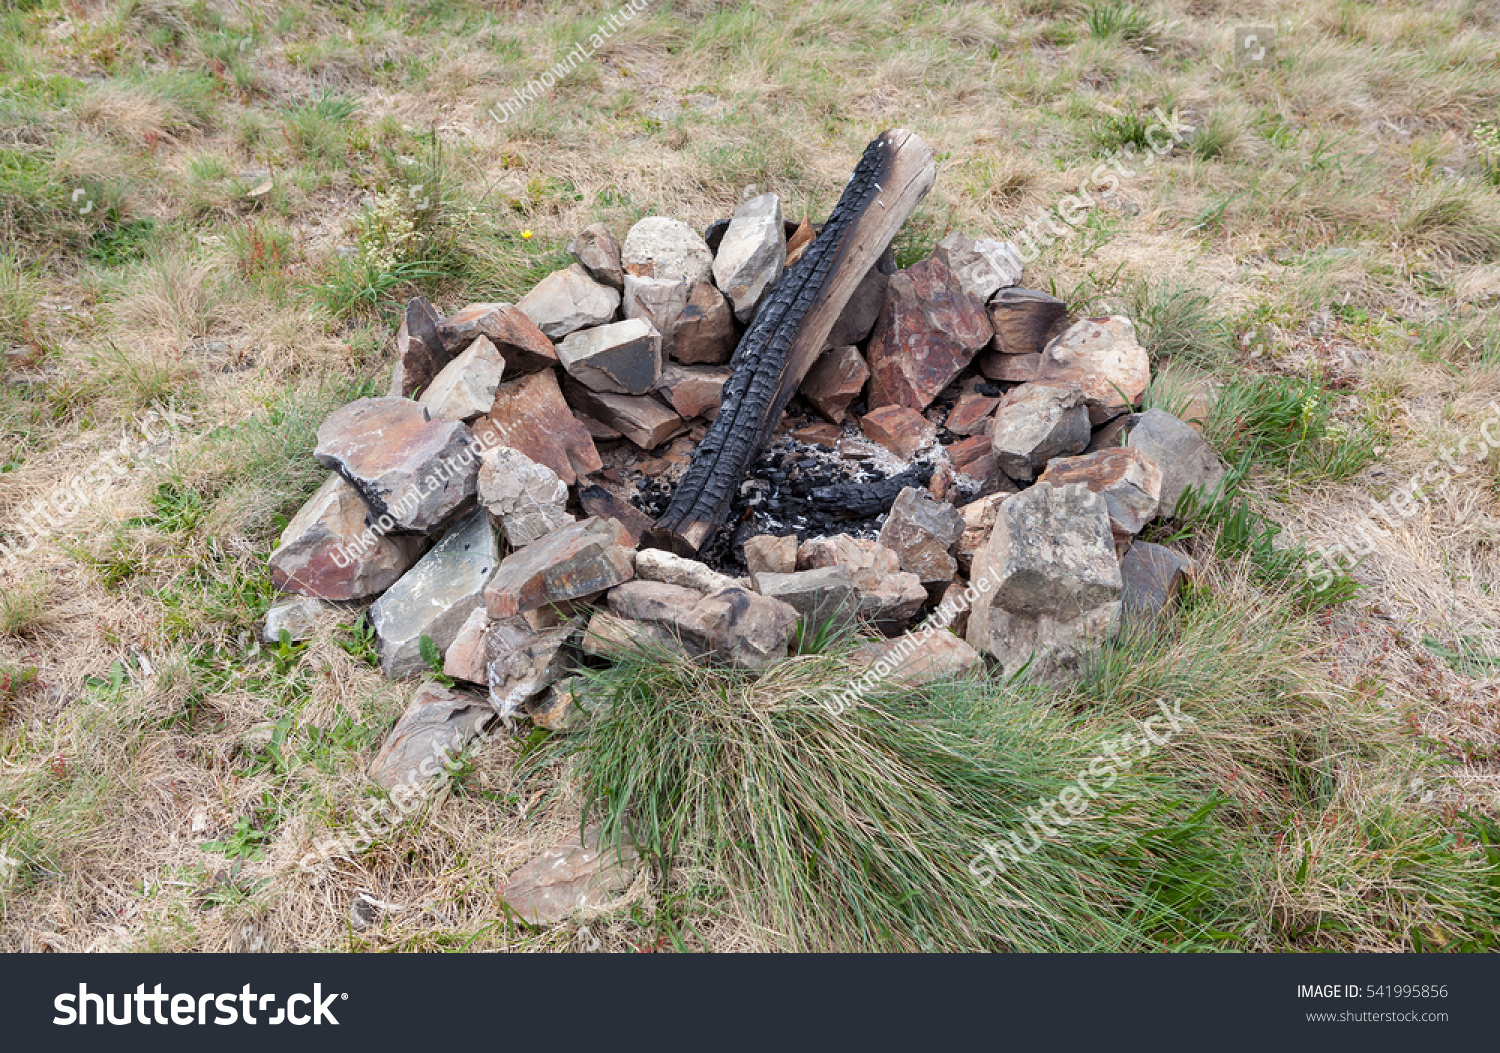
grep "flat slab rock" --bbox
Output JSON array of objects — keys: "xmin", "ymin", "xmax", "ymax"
[
  {"xmin": 712, "ymin": 192, "xmax": 787, "ymax": 322},
  {"xmin": 500, "ymin": 825, "xmax": 638, "ymax": 926},
  {"xmin": 1120, "ymin": 541, "xmax": 1191, "ymax": 623},
  {"xmin": 475, "ymin": 369, "xmax": 602, "ymax": 485},
  {"xmin": 557, "ymin": 317, "xmax": 661, "ymax": 396},
  {"xmin": 437, "ymin": 302, "xmax": 557, "ymax": 373},
  {"xmin": 753, "ymin": 566, "xmax": 858, "ymax": 628},
  {"xmin": 516, "ymin": 263, "xmax": 621, "ymax": 340},
  {"xmin": 866, "ymin": 255, "xmax": 993, "ymax": 412},
  {"xmin": 484, "ymin": 616, "xmax": 576, "ymax": 718},
  {"xmin": 370, "ymin": 509, "xmax": 499, "ymax": 678},
  {"xmin": 269, "ymin": 474, "xmax": 422, "ymax": 600},
  {"xmin": 485, "ymin": 516, "xmax": 636, "ymax": 620},
  {"xmin": 368, "ymin": 682, "xmax": 490, "ymax": 792},
  {"xmin": 314, "ymin": 397, "xmax": 479, "ymax": 534},
  {"xmin": 418, "ymin": 334, "xmax": 506, "ymax": 421},
  {"xmin": 851, "ymin": 630, "xmax": 980, "ymax": 689},
  {"xmin": 563, "ymin": 378, "xmax": 683, "ymax": 450},
  {"xmin": 604, "ymin": 579, "xmax": 798, "ymax": 671},
  {"xmin": 861, "ymin": 404, "xmax": 936, "ymax": 460}
]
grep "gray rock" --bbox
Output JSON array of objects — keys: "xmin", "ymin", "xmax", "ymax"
[
  {"xmin": 712, "ymin": 193, "xmax": 787, "ymax": 322},
  {"xmin": 989, "ymin": 382, "xmax": 1091, "ymax": 483},
  {"xmin": 569, "ymin": 222, "xmax": 624, "ymax": 290},
  {"xmin": 1119, "ymin": 542, "xmax": 1191, "ymax": 623},
  {"xmin": 269, "ymin": 474, "xmax": 423, "ymax": 600},
  {"xmin": 484, "ymin": 616, "xmax": 576, "ymax": 718},
  {"xmin": 500, "ymin": 824, "xmax": 638, "ymax": 925},
  {"xmin": 368, "ymin": 682, "xmax": 490, "ymax": 791},
  {"xmin": 314, "ymin": 397, "xmax": 479, "ymax": 534},
  {"xmin": 516, "ymin": 264, "xmax": 621, "ymax": 339},
  {"xmin": 598, "ymin": 580, "xmax": 797, "ymax": 671},
  {"xmin": 621, "ymin": 216, "xmax": 714, "ymax": 285},
  {"xmin": 851, "ymin": 630, "xmax": 980, "ymax": 688},
  {"xmin": 556, "ymin": 318, "xmax": 661, "ymax": 395},
  {"xmin": 1125, "ymin": 408, "xmax": 1229, "ymax": 516},
  {"xmin": 826, "ymin": 263, "xmax": 889, "ymax": 348},
  {"xmin": 622, "ymin": 275, "xmax": 691, "ymax": 359},
  {"xmin": 418, "ymin": 334, "xmax": 505, "ymax": 421},
  {"xmin": 752, "ymin": 566, "xmax": 857, "ymax": 628},
  {"xmin": 876, "ymin": 487, "xmax": 964, "ymax": 587},
  {"xmin": 388, "ymin": 297, "xmax": 451, "ymax": 399},
  {"xmin": 261, "ymin": 596, "xmax": 327, "ymax": 645},
  {"xmin": 931, "ymin": 233, "xmax": 1023, "ymax": 302},
  {"xmin": 370, "ymin": 510, "xmax": 500, "ymax": 678},
  {"xmin": 477, "ymin": 445, "xmax": 573, "ymax": 547},
  {"xmin": 856, "ymin": 572, "xmax": 929, "ymax": 634},
  {"xmin": 608, "ymin": 579, "xmax": 703, "ymax": 625},
  {"xmin": 484, "ymin": 517, "xmax": 636, "ymax": 619},
  {"xmin": 583, "ymin": 609, "xmax": 691, "ymax": 661}
]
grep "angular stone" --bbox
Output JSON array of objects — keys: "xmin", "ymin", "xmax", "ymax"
[
  {"xmin": 946, "ymin": 390, "xmax": 999, "ymax": 436},
  {"xmin": 622, "ymin": 216, "xmax": 714, "ymax": 285},
  {"xmin": 671, "ymin": 281, "xmax": 736, "ymax": 364},
  {"xmin": 988, "ymin": 287, "xmax": 1068, "ymax": 356},
  {"xmin": 796, "ymin": 534, "xmax": 900, "ymax": 589},
  {"xmin": 1087, "ymin": 412, "xmax": 1139, "ymax": 453},
  {"xmin": 977, "ymin": 350, "xmax": 1040, "ymax": 383},
  {"xmin": 1119, "ymin": 541, "xmax": 1190, "ymax": 623},
  {"xmin": 712, "ymin": 193, "xmax": 787, "ymax": 322},
  {"xmin": 562, "ymin": 379, "xmax": 683, "ymax": 449},
  {"xmin": 437, "ymin": 302, "xmax": 557, "ymax": 373},
  {"xmin": 851, "ymin": 630, "xmax": 980, "ymax": 689},
  {"xmin": 947, "ymin": 434, "xmax": 1000, "ymax": 482},
  {"xmin": 484, "ymin": 517, "xmax": 635, "ymax": 620},
  {"xmin": 516, "ymin": 264, "xmax": 620, "ymax": 340},
  {"xmin": 499, "ymin": 825, "xmax": 638, "ymax": 926},
  {"xmin": 966, "ymin": 482, "xmax": 1122, "ymax": 674},
  {"xmin": 1037, "ymin": 316, "xmax": 1150, "ymax": 425},
  {"xmin": 1125, "ymin": 409, "xmax": 1229, "ymax": 516},
  {"xmin": 368, "ymin": 682, "xmax": 489, "ymax": 791},
  {"xmin": 314, "ymin": 397, "xmax": 479, "ymax": 533},
  {"xmin": 654, "ymin": 363, "xmax": 729, "ymax": 420},
  {"xmin": 484, "ymin": 616, "xmax": 576, "ymax": 718},
  {"xmin": 261, "ymin": 596, "xmax": 327, "ymax": 645},
  {"xmin": 826, "ymin": 262, "xmax": 889, "ymax": 349},
  {"xmin": 860, "ymin": 404, "xmax": 936, "ymax": 460},
  {"xmin": 270, "ymin": 475, "xmax": 423, "ymax": 600},
  {"xmin": 443, "ymin": 606, "xmax": 491, "ymax": 684},
  {"xmin": 866, "ymin": 256, "xmax": 992, "ymax": 411},
  {"xmin": 857, "ymin": 571, "xmax": 929, "ymax": 634},
  {"xmin": 475, "ymin": 370, "xmax": 602, "ymax": 485},
  {"xmin": 989, "ymin": 382, "xmax": 1090, "ymax": 483},
  {"xmin": 578, "ymin": 483, "xmax": 654, "ymax": 545},
  {"xmin": 556, "ymin": 318, "xmax": 660, "ymax": 395},
  {"xmin": 753, "ymin": 566, "xmax": 857, "ymax": 628},
  {"xmin": 575, "ymin": 412, "xmax": 623, "ymax": 442},
  {"xmin": 956, "ymin": 490, "xmax": 1010, "ymax": 576},
  {"xmin": 744, "ymin": 534, "xmax": 798, "ymax": 575},
  {"xmin": 388, "ymin": 296, "xmax": 450, "ymax": 399},
  {"xmin": 583, "ymin": 609, "xmax": 690, "ymax": 660},
  {"xmin": 569, "ymin": 222, "xmax": 624, "ymax": 290},
  {"xmin": 931, "ymin": 233, "xmax": 1023, "ymax": 302},
  {"xmin": 801, "ymin": 344, "xmax": 868, "ymax": 424},
  {"xmin": 792, "ymin": 422, "xmax": 842, "ymax": 447},
  {"xmin": 624, "ymin": 276, "xmax": 691, "ymax": 360},
  {"xmin": 477, "ymin": 445, "xmax": 573, "ymax": 547},
  {"xmin": 938, "ymin": 581, "xmax": 971, "ymax": 638},
  {"xmin": 418, "ymin": 334, "xmax": 505, "ymax": 421},
  {"xmin": 527, "ymin": 676, "xmax": 600, "ymax": 731},
  {"xmin": 634, "ymin": 548, "xmax": 739, "ymax": 594},
  {"xmin": 877, "ymin": 486, "xmax": 964, "ymax": 587},
  {"xmin": 1038, "ymin": 447, "xmax": 1162, "ymax": 537},
  {"xmin": 608, "ymin": 579, "xmax": 703, "ymax": 625},
  {"xmin": 370, "ymin": 509, "xmax": 499, "ymax": 678},
  {"xmin": 684, "ymin": 586, "xmax": 798, "ymax": 671}
]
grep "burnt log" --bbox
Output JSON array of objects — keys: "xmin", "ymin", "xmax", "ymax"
[{"xmin": 645, "ymin": 129, "xmax": 937, "ymax": 555}]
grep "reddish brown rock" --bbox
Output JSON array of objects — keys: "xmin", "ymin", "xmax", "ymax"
[
  {"xmin": 569, "ymin": 222, "xmax": 624, "ymax": 290},
  {"xmin": 576, "ymin": 412, "xmax": 623, "ymax": 442},
  {"xmin": 947, "ymin": 434, "xmax": 1000, "ymax": 482},
  {"xmin": 314, "ymin": 397, "xmax": 479, "ymax": 533},
  {"xmin": 577, "ymin": 483, "xmax": 655, "ymax": 545},
  {"xmin": 744, "ymin": 534, "xmax": 798, "ymax": 575},
  {"xmin": 671, "ymin": 281, "xmax": 736, "ymax": 365},
  {"xmin": 563, "ymin": 378, "xmax": 684, "ymax": 450},
  {"xmin": 860, "ymin": 404, "xmax": 936, "ymax": 460},
  {"xmin": 792, "ymin": 423, "xmax": 841, "ymax": 447},
  {"xmin": 437, "ymin": 302, "xmax": 558, "ymax": 374},
  {"xmin": 388, "ymin": 296, "xmax": 451, "ymax": 398},
  {"xmin": 369, "ymin": 682, "xmax": 490, "ymax": 792},
  {"xmin": 654, "ymin": 363, "xmax": 730, "ymax": 420},
  {"xmin": 988, "ymin": 287, "xmax": 1068, "ymax": 356},
  {"xmin": 1037, "ymin": 447, "xmax": 1163, "ymax": 537},
  {"xmin": 476, "ymin": 370, "xmax": 602, "ymax": 486},
  {"xmin": 784, "ymin": 218, "xmax": 816, "ymax": 266},
  {"xmin": 499, "ymin": 825, "xmax": 638, "ymax": 926},
  {"xmin": 484, "ymin": 516, "xmax": 635, "ymax": 620},
  {"xmin": 269, "ymin": 474, "xmax": 423, "ymax": 601},
  {"xmin": 1036, "ymin": 316, "xmax": 1150, "ymax": 425},
  {"xmin": 800, "ymin": 344, "xmax": 869, "ymax": 424},
  {"xmin": 865, "ymin": 256, "xmax": 992, "ymax": 411},
  {"xmin": 945, "ymin": 391, "xmax": 999, "ymax": 436},
  {"xmin": 977, "ymin": 350, "xmax": 1041, "ymax": 383}
]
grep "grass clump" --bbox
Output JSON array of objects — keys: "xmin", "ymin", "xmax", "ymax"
[
  {"xmin": 0, "ymin": 576, "xmax": 51, "ymax": 638},
  {"xmin": 559, "ymin": 644, "xmax": 1240, "ymax": 952},
  {"xmin": 1083, "ymin": 1, "xmax": 1156, "ymax": 44}
]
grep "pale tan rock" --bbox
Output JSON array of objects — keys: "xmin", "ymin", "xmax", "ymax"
[
  {"xmin": 556, "ymin": 318, "xmax": 661, "ymax": 395},
  {"xmin": 418, "ymin": 334, "xmax": 506, "ymax": 421},
  {"xmin": 654, "ymin": 363, "xmax": 730, "ymax": 420},
  {"xmin": 484, "ymin": 517, "xmax": 636, "ymax": 620},
  {"xmin": 989, "ymin": 382, "xmax": 1091, "ymax": 483},
  {"xmin": 744, "ymin": 534, "xmax": 798, "ymax": 575},
  {"xmin": 851, "ymin": 630, "xmax": 980, "ymax": 689},
  {"xmin": 369, "ymin": 682, "xmax": 489, "ymax": 791},
  {"xmin": 877, "ymin": 486, "xmax": 964, "ymax": 587},
  {"xmin": 1036, "ymin": 316, "xmax": 1150, "ymax": 425},
  {"xmin": 500, "ymin": 825, "xmax": 638, "ymax": 925},
  {"xmin": 477, "ymin": 446, "xmax": 574, "ymax": 546},
  {"xmin": 634, "ymin": 548, "xmax": 739, "ymax": 594},
  {"xmin": 516, "ymin": 263, "xmax": 620, "ymax": 339}
]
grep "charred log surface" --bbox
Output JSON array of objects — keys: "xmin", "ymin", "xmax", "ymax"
[{"xmin": 644, "ymin": 129, "xmax": 936, "ymax": 556}]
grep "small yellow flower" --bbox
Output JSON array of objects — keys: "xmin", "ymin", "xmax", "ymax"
[{"xmin": 521, "ymin": 229, "xmax": 533, "ymax": 240}]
